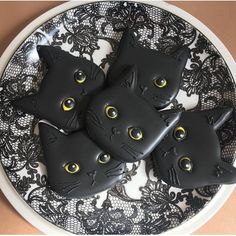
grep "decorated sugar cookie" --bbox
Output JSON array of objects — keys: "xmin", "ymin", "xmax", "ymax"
[
  {"xmin": 13, "ymin": 46, "xmax": 105, "ymax": 132},
  {"xmin": 39, "ymin": 122, "xmax": 126, "ymax": 198},
  {"xmin": 152, "ymin": 106, "xmax": 236, "ymax": 189}
]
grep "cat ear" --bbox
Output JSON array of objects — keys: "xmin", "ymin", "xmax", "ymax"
[
  {"xmin": 37, "ymin": 45, "xmax": 61, "ymax": 67},
  {"xmin": 211, "ymin": 161, "xmax": 236, "ymax": 185},
  {"xmin": 12, "ymin": 94, "xmax": 38, "ymax": 115},
  {"xmin": 39, "ymin": 122, "xmax": 64, "ymax": 146},
  {"xmin": 118, "ymin": 28, "xmax": 138, "ymax": 53},
  {"xmin": 119, "ymin": 65, "xmax": 138, "ymax": 91},
  {"xmin": 171, "ymin": 46, "xmax": 189, "ymax": 64},
  {"xmin": 159, "ymin": 109, "xmax": 182, "ymax": 128},
  {"xmin": 201, "ymin": 106, "xmax": 233, "ymax": 130}
]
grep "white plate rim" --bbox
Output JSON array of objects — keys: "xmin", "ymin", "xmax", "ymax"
[{"xmin": 0, "ymin": 0, "xmax": 235, "ymax": 234}]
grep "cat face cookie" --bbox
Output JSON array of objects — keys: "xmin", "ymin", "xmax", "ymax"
[
  {"xmin": 86, "ymin": 65, "xmax": 182, "ymax": 163},
  {"xmin": 107, "ymin": 29, "xmax": 189, "ymax": 109},
  {"xmin": 151, "ymin": 106, "xmax": 236, "ymax": 189},
  {"xmin": 13, "ymin": 46, "xmax": 105, "ymax": 132},
  {"xmin": 39, "ymin": 123, "xmax": 126, "ymax": 198}
]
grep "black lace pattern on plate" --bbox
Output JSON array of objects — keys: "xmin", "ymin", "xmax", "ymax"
[{"xmin": 0, "ymin": 1, "xmax": 236, "ymax": 234}]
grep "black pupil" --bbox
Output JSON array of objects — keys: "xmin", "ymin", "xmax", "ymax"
[
  {"xmin": 179, "ymin": 158, "xmax": 192, "ymax": 171},
  {"xmin": 156, "ymin": 77, "xmax": 166, "ymax": 86},
  {"xmin": 99, "ymin": 154, "xmax": 110, "ymax": 163},
  {"xmin": 108, "ymin": 107, "xmax": 117, "ymax": 118},
  {"xmin": 65, "ymin": 99, "xmax": 75, "ymax": 108},
  {"xmin": 175, "ymin": 129, "xmax": 186, "ymax": 140},
  {"xmin": 68, "ymin": 163, "xmax": 77, "ymax": 172},
  {"xmin": 131, "ymin": 128, "xmax": 142, "ymax": 139},
  {"xmin": 75, "ymin": 70, "xmax": 86, "ymax": 81}
]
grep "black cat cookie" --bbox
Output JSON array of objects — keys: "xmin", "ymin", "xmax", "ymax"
[
  {"xmin": 107, "ymin": 28, "xmax": 189, "ymax": 109},
  {"xmin": 151, "ymin": 106, "xmax": 236, "ymax": 189},
  {"xmin": 13, "ymin": 46, "xmax": 105, "ymax": 132},
  {"xmin": 86, "ymin": 65, "xmax": 182, "ymax": 163},
  {"xmin": 39, "ymin": 122, "xmax": 126, "ymax": 198}
]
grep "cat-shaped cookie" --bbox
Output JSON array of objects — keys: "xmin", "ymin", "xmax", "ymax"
[
  {"xmin": 39, "ymin": 122, "xmax": 126, "ymax": 198},
  {"xmin": 107, "ymin": 29, "xmax": 189, "ymax": 109},
  {"xmin": 151, "ymin": 106, "xmax": 236, "ymax": 188},
  {"xmin": 13, "ymin": 46, "xmax": 105, "ymax": 132},
  {"xmin": 86, "ymin": 65, "xmax": 182, "ymax": 163}
]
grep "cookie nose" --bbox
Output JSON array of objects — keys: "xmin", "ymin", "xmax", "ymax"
[
  {"xmin": 112, "ymin": 127, "xmax": 120, "ymax": 135},
  {"xmin": 153, "ymin": 94, "xmax": 159, "ymax": 101},
  {"xmin": 140, "ymin": 84, "xmax": 148, "ymax": 95}
]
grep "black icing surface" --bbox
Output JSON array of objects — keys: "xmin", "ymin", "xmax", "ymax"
[
  {"xmin": 39, "ymin": 123, "xmax": 126, "ymax": 198},
  {"xmin": 12, "ymin": 38, "xmax": 236, "ymax": 193},
  {"xmin": 107, "ymin": 29, "xmax": 189, "ymax": 109},
  {"xmin": 86, "ymin": 65, "xmax": 182, "ymax": 162},
  {"xmin": 13, "ymin": 46, "xmax": 105, "ymax": 132},
  {"xmin": 152, "ymin": 107, "xmax": 236, "ymax": 188}
]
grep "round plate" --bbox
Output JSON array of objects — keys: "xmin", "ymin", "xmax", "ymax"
[{"xmin": 0, "ymin": 1, "xmax": 236, "ymax": 234}]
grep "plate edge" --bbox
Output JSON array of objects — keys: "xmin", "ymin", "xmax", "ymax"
[{"xmin": 0, "ymin": 0, "xmax": 235, "ymax": 235}]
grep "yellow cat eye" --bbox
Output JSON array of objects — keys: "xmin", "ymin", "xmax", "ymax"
[
  {"xmin": 97, "ymin": 153, "xmax": 111, "ymax": 164},
  {"xmin": 128, "ymin": 127, "xmax": 143, "ymax": 141},
  {"xmin": 64, "ymin": 162, "xmax": 80, "ymax": 174},
  {"xmin": 153, "ymin": 76, "xmax": 167, "ymax": 88},
  {"xmin": 74, "ymin": 70, "xmax": 86, "ymax": 84},
  {"xmin": 62, "ymin": 97, "xmax": 75, "ymax": 111},
  {"xmin": 173, "ymin": 126, "xmax": 187, "ymax": 141},
  {"xmin": 105, "ymin": 105, "xmax": 118, "ymax": 119},
  {"xmin": 178, "ymin": 157, "xmax": 193, "ymax": 172}
]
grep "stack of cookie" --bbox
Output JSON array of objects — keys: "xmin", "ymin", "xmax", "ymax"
[{"xmin": 12, "ymin": 29, "xmax": 236, "ymax": 199}]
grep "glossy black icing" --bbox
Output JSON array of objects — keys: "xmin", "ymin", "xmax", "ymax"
[
  {"xmin": 107, "ymin": 29, "xmax": 189, "ymax": 109},
  {"xmin": 86, "ymin": 65, "xmax": 182, "ymax": 163},
  {"xmin": 1, "ymin": 1, "xmax": 236, "ymax": 234},
  {"xmin": 12, "ymin": 46, "xmax": 105, "ymax": 132},
  {"xmin": 152, "ymin": 106, "xmax": 236, "ymax": 188},
  {"xmin": 39, "ymin": 122, "xmax": 126, "ymax": 198}
]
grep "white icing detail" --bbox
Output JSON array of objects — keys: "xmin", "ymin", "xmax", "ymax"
[{"xmin": 38, "ymin": 119, "xmax": 68, "ymax": 134}]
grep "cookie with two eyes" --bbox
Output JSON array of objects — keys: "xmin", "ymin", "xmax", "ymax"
[
  {"xmin": 151, "ymin": 106, "xmax": 236, "ymax": 189},
  {"xmin": 107, "ymin": 28, "xmax": 189, "ymax": 109},
  {"xmin": 13, "ymin": 46, "xmax": 105, "ymax": 132},
  {"xmin": 86, "ymin": 65, "xmax": 182, "ymax": 163},
  {"xmin": 39, "ymin": 122, "xmax": 126, "ymax": 198}
]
